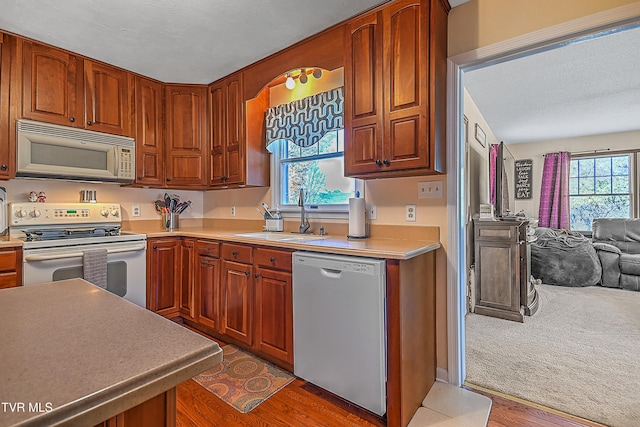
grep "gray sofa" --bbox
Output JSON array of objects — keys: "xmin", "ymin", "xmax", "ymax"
[{"xmin": 593, "ymin": 218, "xmax": 640, "ymax": 291}]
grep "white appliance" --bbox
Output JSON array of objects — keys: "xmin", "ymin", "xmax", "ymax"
[
  {"xmin": 10, "ymin": 203, "xmax": 147, "ymax": 307},
  {"xmin": 0, "ymin": 186, "xmax": 7, "ymax": 236},
  {"xmin": 292, "ymin": 252, "xmax": 386, "ymax": 416},
  {"xmin": 16, "ymin": 119, "xmax": 135, "ymax": 183}
]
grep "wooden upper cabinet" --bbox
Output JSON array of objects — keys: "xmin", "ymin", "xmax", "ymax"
[
  {"xmin": 84, "ymin": 60, "xmax": 132, "ymax": 136},
  {"xmin": 134, "ymin": 76, "xmax": 164, "ymax": 186},
  {"xmin": 344, "ymin": 0, "xmax": 447, "ymax": 178},
  {"xmin": 165, "ymin": 84, "xmax": 208, "ymax": 187},
  {"xmin": 209, "ymin": 73, "xmax": 245, "ymax": 187},
  {"xmin": 21, "ymin": 40, "xmax": 132, "ymax": 137},
  {"xmin": 21, "ymin": 41, "xmax": 82, "ymax": 127},
  {"xmin": 0, "ymin": 33, "xmax": 14, "ymax": 178}
]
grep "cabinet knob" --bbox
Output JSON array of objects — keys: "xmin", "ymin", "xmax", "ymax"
[
  {"xmin": 244, "ymin": 271, "xmax": 250, "ymax": 276},
  {"xmin": 375, "ymin": 159, "xmax": 382, "ymax": 167},
  {"xmin": 87, "ymin": 121, "xmax": 93, "ymax": 126},
  {"xmin": 152, "ymin": 245, "xmax": 158, "ymax": 249},
  {"xmin": 254, "ymin": 274, "xmax": 260, "ymax": 279},
  {"xmin": 137, "ymin": 176, "xmax": 143, "ymax": 180},
  {"xmin": 383, "ymin": 159, "xmax": 390, "ymax": 166},
  {"xmin": 0, "ymin": 164, "xmax": 7, "ymax": 171},
  {"xmin": 166, "ymin": 177, "xmax": 171, "ymax": 182},
  {"xmin": 232, "ymin": 251, "xmax": 238, "ymax": 256},
  {"xmin": 269, "ymin": 257, "xmax": 276, "ymax": 263},
  {"xmin": 69, "ymin": 117, "xmax": 76, "ymax": 123}
]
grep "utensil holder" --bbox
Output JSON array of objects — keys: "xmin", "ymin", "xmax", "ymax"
[
  {"xmin": 265, "ymin": 218, "xmax": 284, "ymax": 232},
  {"xmin": 162, "ymin": 212, "xmax": 180, "ymax": 231}
]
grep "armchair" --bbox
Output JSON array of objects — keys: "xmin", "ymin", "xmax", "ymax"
[{"xmin": 592, "ymin": 218, "xmax": 640, "ymax": 291}]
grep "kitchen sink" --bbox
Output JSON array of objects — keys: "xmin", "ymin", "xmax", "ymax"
[{"xmin": 233, "ymin": 232, "xmax": 325, "ymax": 242}]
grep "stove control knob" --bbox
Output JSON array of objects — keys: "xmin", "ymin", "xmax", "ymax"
[
  {"xmin": 15, "ymin": 208, "xmax": 27, "ymax": 218},
  {"xmin": 110, "ymin": 208, "xmax": 119, "ymax": 217},
  {"xmin": 100, "ymin": 208, "xmax": 109, "ymax": 218},
  {"xmin": 29, "ymin": 209, "xmax": 41, "ymax": 218}
]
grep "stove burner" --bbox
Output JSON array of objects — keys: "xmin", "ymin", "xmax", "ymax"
[{"xmin": 24, "ymin": 226, "xmax": 121, "ymax": 241}]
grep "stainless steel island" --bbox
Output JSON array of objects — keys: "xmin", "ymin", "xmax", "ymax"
[{"xmin": 0, "ymin": 279, "xmax": 223, "ymax": 427}]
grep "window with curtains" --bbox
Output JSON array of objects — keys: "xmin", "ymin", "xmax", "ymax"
[
  {"xmin": 569, "ymin": 153, "xmax": 632, "ymax": 231},
  {"xmin": 266, "ymin": 87, "xmax": 358, "ymax": 215}
]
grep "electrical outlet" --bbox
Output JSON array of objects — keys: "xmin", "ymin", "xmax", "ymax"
[
  {"xmin": 231, "ymin": 206, "xmax": 236, "ymax": 217},
  {"xmin": 406, "ymin": 204, "xmax": 416, "ymax": 222},
  {"xmin": 418, "ymin": 181, "xmax": 443, "ymax": 199},
  {"xmin": 132, "ymin": 205, "xmax": 141, "ymax": 217},
  {"xmin": 368, "ymin": 204, "xmax": 377, "ymax": 220}
]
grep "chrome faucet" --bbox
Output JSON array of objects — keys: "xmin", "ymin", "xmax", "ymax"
[{"xmin": 298, "ymin": 188, "xmax": 310, "ymax": 234}]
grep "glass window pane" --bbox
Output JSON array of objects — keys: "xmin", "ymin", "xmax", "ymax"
[
  {"xmin": 578, "ymin": 159, "xmax": 594, "ymax": 177},
  {"xmin": 570, "ymin": 160, "xmax": 579, "ymax": 178},
  {"xmin": 612, "ymin": 176, "xmax": 629, "ymax": 193},
  {"xmin": 318, "ymin": 132, "xmax": 338, "ymax": 154},
  {"xmin": 286, "ymin": 140, "xmax": 300, "ymax": 159},
  {"xmin": 337, "ymin": 130, "xmax": 344, "ymax": 152},
  {"xmin": 300, "ymin": 143, "xmax": 318, "ymax": 158},
  {"xmin": 569, "ymin": 177, "xmax": 579, "ymax": 195},
  {"xmin": 594, "ymin": 177, "xmax": 611, "ymax": 194},
  {"xmin": 570, "ymin": 195, "xmax": 631, "ymax": 231},
  {"xmin": 612, "ymin": 155, "xmax": 630, "ymax": 175},
  {"xmin": 579, "ymin": 177, "xmax": 594, "ymax": 194},
  {"xmin": 280, "ymin": 156, "xmax": 354, "ymax": 206},
  {"xmin": 594, "ymin": 158, "xmax": 611, "ymax": 177}
]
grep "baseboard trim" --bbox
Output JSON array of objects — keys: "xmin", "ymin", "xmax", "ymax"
[{"xmin": 436, "ymin": 367, "xmax": 448, "ymax": 383}]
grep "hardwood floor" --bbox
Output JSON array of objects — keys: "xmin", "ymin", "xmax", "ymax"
[{"xmin": 175, "ymin": 320, "xmax": 602, "ymax": 427}]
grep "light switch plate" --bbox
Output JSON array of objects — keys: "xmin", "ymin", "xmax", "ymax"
[
  {"xmin": 368, "ymin": 204, "xmax": 377, "ymax": 220},
  {"xmin": 406, "ymin": 204, "xmax": 416, "ymax": 222},
  {"xmin": 418, "ymin": 181, "xmax": 443, "ymax": 199}
]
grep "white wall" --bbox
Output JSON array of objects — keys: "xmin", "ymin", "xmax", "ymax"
[{"xmin": 507, "ymin": 129, "xmax": 640, "ymax": 219}]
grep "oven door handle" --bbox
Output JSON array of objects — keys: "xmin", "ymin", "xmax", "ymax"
[{"xmin": 24, "ymin": 243, "xmax": 147, "ymax": 262}]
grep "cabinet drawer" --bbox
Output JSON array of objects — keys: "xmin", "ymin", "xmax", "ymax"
[
  {"xmin": 0, "ymin": 272, "xmax": 19, "ymax": 289},
  {"xmin": 196, "ymin": 240, "xmax": 220, "ymax": 258},
  {"xmin": 475, "ymin": 226, "xmax": 519, "ymax": 242},
  {"xmin": 0, "ymin": 250, "xmax": 18, "ymax": 272},
  {"xmin": 221, "ymin": 243, "xmax": 252, "ymax": 264},
  {"xmin": 255, "ymin": 248, "xmax": 292, "ymax": 271}
]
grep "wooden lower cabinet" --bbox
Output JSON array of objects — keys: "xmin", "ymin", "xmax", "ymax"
[
  {"xmin": 196, "ymin": 240, "xmax": 220, "ymax": 330},
  {"xmin": 178, "ymin": 239, "xmax": 196, "ymax": 320},
  {"xmin": 94, "ymin": 388, "xmax": 176, "ymax": 427},
  {"xmin": 254, "ymin": 266, "xmax": 293, "ymax": 368},
  {"xmin": 147, "ymin": 238, "xmax": 179, "ymax": 316},
  {"xmin": 220, "ymin": 258, "xmax": 253, "ymax": 346},
  {"xmin": 0, "ymin": 246, "xmax": 22, "ymax": 289}
]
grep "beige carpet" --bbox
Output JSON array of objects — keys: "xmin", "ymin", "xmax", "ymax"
[{"xmin": 465, "ymin": 284, "xmax": 640, "ymax": 427}]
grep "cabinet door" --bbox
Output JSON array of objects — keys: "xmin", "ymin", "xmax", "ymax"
[
  {"xmin": 221, "ymin": 260, "xmax": 253, "ymax": 345},
  {"xmin": 147, "ymin": 239, "xmax": 179, "ymax": 317},
  {"xmin": 179, "ymin": 239, "xmax": 196, "ymax": 320},
  {"xmin": 382, "ymin": 0, "xmax": 429, "ymax": 171},
  {"xmin": 197, "ymin": 256, "xmax": 220, "ymax": 330},
  {"xmin": 209, "ymin": 83, "xmax": 225, "ymax": 186},
  {"xmin": 21, "ymin": 41, "xmax": 82, "ymax": 126},
  {"xmin": 0, "ymin": 34, "xmax": 12, "ymax": 178},
  {"xmin": 209, "ymin": 74, "xmax": 244, "ymax": 187},
  {"xmin": 344, "ymin": 11, "xmax": 385, "ymax": 176},
  {"xmin": 254, "ymin": 267, "xmax": 293, "ymax": 365},
  {"xmin": 84, "ymin": 60, "xmax": 131, "ymax": 136},
  {"xmin": 223, "ymin": 75, "xmax": 244, "ymax": 185},
  {"xmin": 165, "ymin": 85, "xmax": 207, "ymax": 186},
  {"xmin": 134, "ymin": 76, "xmax": 164, "ymax": 186}
]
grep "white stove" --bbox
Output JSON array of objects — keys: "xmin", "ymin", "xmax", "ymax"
[{"xmin": 10, "ymin": 203, "xmax": 147, "ymax": 307}]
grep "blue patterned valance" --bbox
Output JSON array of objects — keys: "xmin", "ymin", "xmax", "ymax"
[{"xmin": 265, "ymin": 87, "xmax": 344, "ymax": 148}]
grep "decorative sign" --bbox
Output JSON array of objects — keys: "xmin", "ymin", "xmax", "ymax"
[{"xmin": 515, "ymin": 159, "xmax": 533, "ymax": 200}]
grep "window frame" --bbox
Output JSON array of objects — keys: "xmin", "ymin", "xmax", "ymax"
[
  {"xmin": 269, "ymin": 131, "xmax": 362, "ymax": 219},
  {"xmin": 568, "ymin": 150, "xmax": 638, "ymax": 231}
]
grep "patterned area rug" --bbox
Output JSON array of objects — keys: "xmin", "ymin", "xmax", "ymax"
[{"xmin": 193, "ymin": 345, "xmax": 295, "ymax": 413}]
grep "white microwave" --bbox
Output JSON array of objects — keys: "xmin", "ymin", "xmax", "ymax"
[{"xmin": 16, "ymin": 120, "xmax": 135, "ymax": 183}]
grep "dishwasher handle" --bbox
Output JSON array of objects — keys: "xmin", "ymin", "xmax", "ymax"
[{"xmin": 320, "ymin": 267, "xmax": 343, "ymax": 279}]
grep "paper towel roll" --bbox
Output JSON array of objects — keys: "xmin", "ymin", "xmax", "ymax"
[{"xmin": 348, "ymin": 197, "xmax": 367, "ymax": 237}]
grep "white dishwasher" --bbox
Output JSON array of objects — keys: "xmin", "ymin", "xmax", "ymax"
[{"xmin": 293, "ymin": 251, "xmax": 386, "ymax": 416}]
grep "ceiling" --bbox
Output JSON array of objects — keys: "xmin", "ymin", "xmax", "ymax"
[
  {"xmin": 464, "ymin": 24, "xmax": 640, "ymax": 144},
  {"xmin": 0, "ymin": 0, "xmax": 465, "ymax": 85}
]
